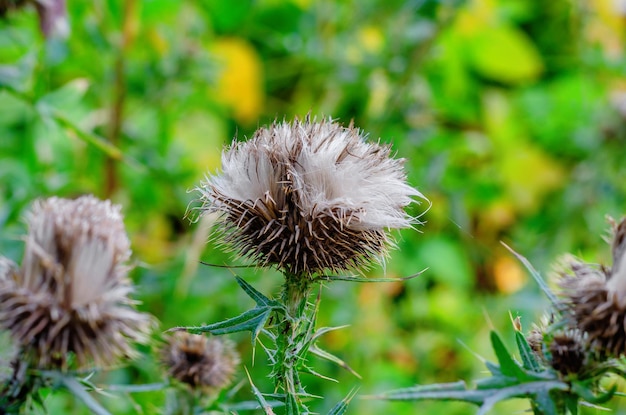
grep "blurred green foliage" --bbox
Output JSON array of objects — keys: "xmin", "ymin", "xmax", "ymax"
[{"xmin": 2, "ymin": 0, "xmax": 626, "ymax": 413}]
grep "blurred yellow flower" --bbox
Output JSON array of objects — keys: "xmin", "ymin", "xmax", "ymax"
[{"xmin": 210, "ymin": 37, "xmax": 264, "ymax": 124}]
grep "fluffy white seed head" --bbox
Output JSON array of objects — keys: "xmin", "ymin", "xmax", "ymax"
[
  {"xmin": 0, "ymin": 195, "xmax": 153, "ymax": 369},
  {"xmin": 197, "ymin": 116, "xmax": 426, "ymax": 276}
]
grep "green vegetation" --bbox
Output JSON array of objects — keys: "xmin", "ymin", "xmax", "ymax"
[{"xmin": 2, "ymin": 0, "xmax": 626, "ymax": 414}]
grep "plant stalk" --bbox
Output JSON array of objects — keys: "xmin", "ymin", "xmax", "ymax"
[{"xmin": 275, "ymin": 273, "xmax": 314, "ymax": 413}]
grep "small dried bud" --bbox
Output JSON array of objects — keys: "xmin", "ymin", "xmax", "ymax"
[
  {"xmin": 196, "ymin": 116, "xmax": 425, "ymax": 276},
  {"xmin": 0, "ymin": 196, "xmax": 153, "ymax": 369},
  {"xmin": 526, "ymin": 326, "xmax": 545, "ymax": 359},
  {"xmin": 548, "ymin": 330, "xmax": 586, "ymax": 375},
  {"xmin": 162, "ymin": 332, "xmax": 240, "ymax": 393}
]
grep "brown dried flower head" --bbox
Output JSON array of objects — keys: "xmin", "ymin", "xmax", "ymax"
[
  {"xmin": 162, "ymin": 332, "xmax": 240, "ymax": 393},
  {"xmin": 196, "ymin": 116, "xmax": 425, "ymax": 276},
  {"xmin": 0, "ymin": 196, "xmax": 153, "ymax": 369},
  {"xmin": 557, "ymin": 218, "xmax": 626, "ymax": 357},
  {"xmin": 548, "ymin": 330, "xmax": 587, "ymax": 376}
]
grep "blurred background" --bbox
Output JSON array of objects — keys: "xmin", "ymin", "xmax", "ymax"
[{"xmin": 2, "ymin": 0, "xmax": 626, "ymax": 413}]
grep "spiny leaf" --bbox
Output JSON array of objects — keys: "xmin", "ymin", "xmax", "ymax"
[
  {"xmin": 571, "ymin": 382, "xmax": 617, "ymax": 405},
  {"xmin": 490, "ymin": 331, "xmax": 530, "ymax": 381},
  {"xmin": 316, "ymin": 269, "xmax": 426, "ymax": 283},
  {"xmin": 235, "ymin": 276, "xmax": 282, "ymax": 308},
  {"xmin": 170, "ymin": 306, "xmax": 275, "ymax": 341},
  {"xmin": 244, "ymin": 367, "xmax": 276, "ymax": 415},
  {"xmin": 365, "ymin": 381, "xmax": 483, "ymax": 403},
  {"xmin": 56, "ymin": 375, "xmax": 113, "ymax": 415},
  {"xmin": 300, "ymin": 364, "xmax": 338, "ymax": 383},
  {"xmin": 286, "ymin": 392, "xmax": 300, "ymax": 415},
  {"xmin": 309, "ymin": 345, "xmax": 361, "ymax": 379},
  {"xmin": 476, "ymin": 381, "xmax": 567, "ymax": 415},
  {"xmin": 327, "ymin": 388, "xmax": 358, "ymax": 415},
  {"xmin": 515, "ymin": 330, "xmax": 542, "ymax": 372},
  {"xmin": 501, "ymin": 242, "xmax": 558, "ymax": 305},
  {"xmin": 532, "ymin": 390, "xmax": 560, "ymax": 415}
]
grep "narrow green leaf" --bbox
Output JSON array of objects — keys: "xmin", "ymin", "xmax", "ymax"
[
  {"xmin": 316, "ymin": 269, "xmax": 426, "ymax": 283},
  {"xmin": 490, "ymin": 331, "xmax": 528, "ymax": 380},
  {"xmin": 476, "ymin": 381, "xmax": 567, "ymax": 415},
  {"xmin": 300, "ymin": 364, "xmax": 338, "ymax": 383},
  {"xmin": 485, "ymin": 361, "xmax": 502, "ymax": 376},
  {"xmin": 515, "ymin": 330, "xmax": 542, "ymax": 372},
  {"xmin": 244, "ymin": 367, "xmax": 277, "ymax": 415},
  {"xmin": 532, "ymin": 390, "xmax": 560, "ymax": 415},
  {"xmin": 501, "ymin": 242, "xmax": 558, "ymax": 305},
  {"xmin": 57, "ymin": 375, "xmax": 113, "ymax": 415},
  {"xmin": 106, "ymin": 383, "xmax": 169, "ymax": 393},
  {"xmin": 173, "ymin": 306, "xmax": 273, "ymax": 340},
  {"xmin": 223, "ymin": 400, "xmax": 284, "ymax": 411},
  {"xmin": 309, "ymin": 345, "xmax": 361, "ymax": 379},
  {"xmin": 327, "ymin": 388, "xmax": 358, "ymax": 415},
  {"xmin": 571, "ymin": 382, "xmax": 616, "ymax": 404},
  {"xmin": 474, "ymin": 375, "xmax": 518, "ymax": 390},
  {"xmin": 564, "ymin": 394, "xmax": 579, "ymax": 415},
  {"xmin": 286, "ymin": 392, "xmax": 300, "ymax": 415},
  {"xmin": 311, "ymin": 325, "xmax": 350, "ymax": 343},
  {"xmin": 366, "ymin": 381, "xmax": 486, "ymax": 404},
  {"xmin": 235, "ymin": 276, "xmax": 281, "ymax": 308}
]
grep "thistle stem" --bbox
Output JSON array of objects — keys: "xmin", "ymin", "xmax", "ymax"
[{"xmin": 274, "ymin": 273, "xmax": 314, "ymax": 413}]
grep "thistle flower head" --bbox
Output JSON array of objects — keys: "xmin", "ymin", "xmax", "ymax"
[
  {"xmin": 162, "ymin": 332, "xmax": 240, "ymax": 393},
  {"xmin": 196, "ymin": 116, "xmax": 425, "ymax": 276},
  {"xmin": 556, "ymin": 219, "xmax": 626, "ymax": 358},
  {"xmin": 548, "ymin": 330, "xmax": 587, "ymax": 376},
  {"xmin": 0, "ymin": 196, "xmax": 153, "ymax": 369}
]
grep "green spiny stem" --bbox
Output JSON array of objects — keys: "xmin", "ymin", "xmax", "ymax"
[{"xmin": 274, "ymin": 272, "xmax": 315, "ymax": 413}]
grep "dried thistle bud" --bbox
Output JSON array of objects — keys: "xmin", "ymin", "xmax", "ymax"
[
  {"xmin": 196, "ymin": 116, "xmax": 425, "ymax": 276},
  {"xmin": 0, "ymin": 196, "xmax": 153, "ymax": 369},
  {"xmin": 526, "ymin": 325, "xmax": 545, "ymax": 359},
  {"xmin": 162, "ymin": 332, "xmax": 240, "ymax": 393},
  {"xmin": 548, "ymin": 330, "xmax": 586, "ymax": 376},
  {"xmin": 556, "ymin": 221, "xmax": 626, "ymax": 358}
]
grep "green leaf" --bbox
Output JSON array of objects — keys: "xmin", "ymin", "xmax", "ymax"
[
  {"xmin": 235, "ymin": 276, "xmax": 281, "ymax": 308},
  {"xmin": 501, "ymin": 242, "xmax": 558, "ymax": 305},
  {"xmin": 468, "ymin": 24, "xmax": 543, "ymax": 85},
  {"xmin": 477, "ymin": 381, "xmax": 567, "ymax": 415},
  {"xmin": 175, "ymin": 306, "xmax": 275, "ymax": 340},
  {"xmin": 36, "ymin": 79, "xmax": 90, "ymax": 117},
  {"xmin": 327, "ymin": 388, "xmax": 358, "ymax": 415},
  {"xmin": 54, "ymin": 375, "xmax": 113, "ymax": 415},
  {"xmin": 0, "ymin": 53, "xmax": 36, "ymax": 92},
  {"xmin": 532, "ymin": 390, "xmax": 560, "ymax": 415},
  {"xmin": 244, "ymin": 367, "xmax": 277, "ymax": 415},
  {"xmin": 571, "ymin": 382, "xmax": 616, "ymax": 405},
  {"xmin": 309, "ymin": 345, "xmax": 361, "ymax": 379},
  {"xmin": 490, "ymin": 331, "xmax": 527, "ymax": 380},
  {"xmin": 515, "ymin": 330, "xmax": 541, "ymax": 372},
  {"xmin": 366, "ymin": 381, "xmax": 485, "ymax": 404},
  {"xmin": 316, "ymin": 269, "xmax": 426, "ymax": 283},
  {"xmin": 286, "ymin": 394, "xmax": 300, "ymax": 415}
]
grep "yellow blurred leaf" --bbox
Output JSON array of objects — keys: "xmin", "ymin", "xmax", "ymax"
[
  {"xmin": 210, "ymin": 37, "xmax": 264, "ymax": 124},
  {"xmin": 588, "ymin": 0, "xmax": 624, "ymax": 58},
  {"xmin": 493, "ymin": 255, "xmax": 526, "ymax": 294},
  {"xmin": 483, "ymin": 90, "xmax": 565, "ymax": 213},
  {"xmin": 359, "ymin": 25, "xmax": 384, "ymax": 54},
  {"xmin": 499, "ymin": 142, "xmax": 564, "ymax": 213},
  {"xmin": 132, "ymin": 213, "xmax": 172, "ymax": 264},
  {"xmin": 174, "ymin": 111, "xmax": 226, "ymax": 174},
  {"xmin": 468, "ymin": 24, "xmax": 543, "ymax": 85}
]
